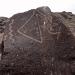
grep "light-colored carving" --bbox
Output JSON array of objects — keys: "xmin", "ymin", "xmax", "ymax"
[
  {"xmin": 7, "ymin": 10, "xmax": 61, "ymax": 43},
  {"xmin": 0, "ymin": 53, "xmax": 1, "ymax": 60},
  {"xmin": 0, "ymin": 33, "xmax": 4, "ymax": 44},
  {"xmin": 37, "ymin": 10, "xmax": 62, "ymax": 36},
  {"xmin": 17, "ymin": 11, "xmax": 43, "ymax": 43},
  {"xmin": 0, "ymin": 33, "xmax": 4, "ymax": 60},
  {"xmin": 50, "ymin": 71, "xmax": 53, "ymax": 75},
  {"xmin": 8, "ymin": 19, "xmax": 15, "ymax": 43},
  {"xmin": 36, "ymin": 14, "xmax": 43, "ymax": 43},
  {"xmin": 56, "ymin": 26, "xmax": 61, "ymax": 40},
  {"xmin": 4, "ymin": 34, "xmax": 8, "ymax": 41},
  {"xmin": 17, "ymin": 10, "xmax": 62, "ymax": 43}
]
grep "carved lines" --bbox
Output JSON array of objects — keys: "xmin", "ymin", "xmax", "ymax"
[
  {"xmin": 36, "ymin": 14, "xmax": 43, "ymax": 43},
  {"xmin": 9, "ymin": 19, "xmax": 15, "ymax": 43},
  {"xmin": 50, "ymin": 71, "xmax": 53, "ymax": 75},
  {"xmin": 56, "ymin": 26, "xmax": 61, "ymax": 40},
  {"xmin": 17, "ymin": 11, "xmax": 43, "ymax": 43},
  {"xmin": 0, "ymin": 33, "xmax": 4, "ymax": 43},
  {"xmin": 37, "ymin": 10, "xmax": 62, "ymax": 36}
]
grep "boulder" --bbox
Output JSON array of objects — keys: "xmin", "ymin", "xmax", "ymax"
[{"xmin": 0, "ymin": 6, "xmax": 75, "ymax": 75}]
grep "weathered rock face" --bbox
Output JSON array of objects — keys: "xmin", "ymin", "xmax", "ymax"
[
  {"xmin": 0, "ymin": 17, "xmax": 8, "ymax": 60},
  {"xmin": 0, "ymin": 6, "xmax": 75, "ymax": 75}
]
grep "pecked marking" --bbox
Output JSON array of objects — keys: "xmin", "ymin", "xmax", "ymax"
[
  {"xmin": 8, "ymin": 19, "xmax": 15, "ymax": 43},
  {"xmin": 37, "ymin": 10, "xmax": 62, "ymax": 36},
  {"xmin": 17, "ymin": 11, "xmax": 43, "ymax": 43}
]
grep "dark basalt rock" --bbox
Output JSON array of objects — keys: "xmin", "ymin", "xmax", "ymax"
[
  {"xmin": 0, "ymin": 17, "xmax": 8, "ymax": 60},
  {"xmin": 0, "ymin": 6, "xmax": 75, "ymax": 75},
  {"xmin": 0, "ymin": 17, "xmax": 8, "ymax": 33}
]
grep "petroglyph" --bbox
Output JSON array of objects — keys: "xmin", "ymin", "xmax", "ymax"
[
  {"xmin": 0, "ymin": 54, "xmax": 2, "ymax": 60},
  {"xmin": 56, "ymin": 26, "xmax": 61, "ymax": 40},
  {"xmin": 8, "ymin": 19, "xmax": 15, "ymax": 43},
  {"xmin": 5, "ymin": 8, "xmax": 62, "ymax": 45},
  {"xmin": 17, "ymin": 11, "xmax": 43, "ymax": 43},
  {"xmin": 51, "ymin": 71, "xmax": 53, "ymax": 75},
  {"xmin": 17, "ymin": 10, "xmax": 61, "ymax": 43},
  {"xmin": 4, "ymin": 34, "xmax": 8, "ymax": 41},
  {"xmin": 37, "ymin": 10, "xmax": 62, "ymax": 36},
  {"xmin": 1, "ymin": 6, "xmax": 75, "ymax": 75},
  {"xmin": 0, "ymin": 33, "xmax": 4, "ymax": 43}
]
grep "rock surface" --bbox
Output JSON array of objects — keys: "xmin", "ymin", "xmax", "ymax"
[
  {"xmin": 0, "ymin": 17, "xmax": 8, "ymax": 60},
  {"xmin": 0, "ymin": 6, "xmax": 75, "ymax": 75}
]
